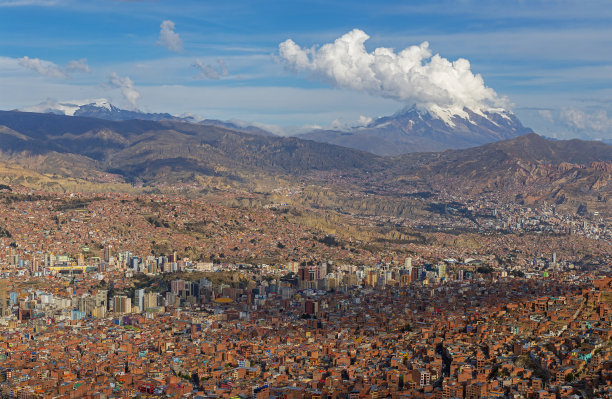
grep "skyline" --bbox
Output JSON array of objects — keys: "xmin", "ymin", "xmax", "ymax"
[{"xmin": 0, "ymin": 0, "xmax": 611, "ymax": 140}]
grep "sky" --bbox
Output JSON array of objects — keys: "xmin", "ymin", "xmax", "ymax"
[{"xmin": 0, "ymin": 0, "xmax": 611, "ymax": 140}]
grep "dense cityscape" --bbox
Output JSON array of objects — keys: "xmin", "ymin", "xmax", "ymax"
[
  {"xmin": 1, "ymin": 1, "xmax": 611, "ymax": 398},
  {"xmin": 0, "ymin": 185, "xmax": 610, "ymax": 398}
]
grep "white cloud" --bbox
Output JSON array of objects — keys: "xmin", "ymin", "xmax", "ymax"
[
  {"xmin": 537, "ymin": 109, "xmax": 554, "ymax": 123},
  {"xmin": 65, "ymin": 58, "xmax": 91, "ymax": 73},
  {"xmin": 18, "ymin": 56, "xmax": 66, "ymax": 78},
  {"xmin": 157, "ymin": 20, "xmax": 183, "ymax": 53},
  {"xmin": 357, "ymin": 115, "xmax": 372, "ymax": 126},
  {"xmin": 516, "ymin": 105, "xmax": 612, "ymax": 141},
  {"xmin": 561, "ymin": 108, "xmax": 612, "ymax": 134},
  {"xmin": 17, "ymin": 56, "xmax": 90, "ymax": 78},
  {"xmin": 279, "ymin": 29, "xmax": 507, "ymax": 119},
  {"xmin": 108, "ymin": 72, "xmax": 140, "ymax": 109},
  {"xmin": 329, "ymin": 115, "xmax": 373, "ymax": 130},
  {"xmin": 192, "ymin": 59, "xmax": 228, "ymax": 80}
]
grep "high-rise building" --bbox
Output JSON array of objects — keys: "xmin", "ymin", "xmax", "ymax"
[
  {"xmin": 30, "ymin": 256, "xmax": 40, "ymax": 273},
  {"xmin": 0, "ymin": 279, "xmax": 7, "ymax": 316},
  {"xmin": 318, "ymin": 262, "xmax": 328, "ymax": 278},
  {"xmin": 135, "ymin": 289, "xmax": 145, "ymax": 312},
  {"xmin": 112, "ymin": 296, "xmax": 131, "ymax": 314},
  {"xmin": 171, "ymin": 279, "xmax": 186, "ymax": 295},
  {"xmin": 457, "ymin": 269, "xmax": 464, "ymax": 281},
  {"xmin": 438, "ymin": 263, "xmax": 447, "ymax": 279},
  {"xmin": 144, "ymin": 292, "xmax": 159, "ymax": 310},
  {"xmin": 103, "ymin": 245, "xmax": 112, "ymax": 263},
  {"xmin": 412, "ymin": 266, "xmax": 425, "ymax": 282},
  {"xmin": 78, "ymin": 296, "xmax": 96, "ymax": 316},
  {"xmin": 96, "ymin": 290, "xmax": 108, "ymax": 309}
]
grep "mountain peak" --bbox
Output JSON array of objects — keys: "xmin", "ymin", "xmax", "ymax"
[
  {"xmin": 19, "ymin": 98, "xmax": 113, "ymax": 116},
  {"xmin": 381, "ymin": 104, "xmax": 512, "ymax": 128},
  {"xmin": 18, "ymin": 99, "xmax": 186, "ymax": 122},
  {"xmin": 299, "ymin": 106, "xmax": 532, "ymax": 155}
]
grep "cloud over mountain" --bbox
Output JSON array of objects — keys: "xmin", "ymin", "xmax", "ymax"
[
  {"xmin": 279, "ymin": 29, "xmax": 507, "ymax": 118},
  {"xmin": 108, "ymin": 73, "xmax": 140, "ymax": 109}
]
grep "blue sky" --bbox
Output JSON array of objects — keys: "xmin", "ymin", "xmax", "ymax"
[{"xmin": 0, "ymin": 0, "xmax": 611, "ymax": 140}]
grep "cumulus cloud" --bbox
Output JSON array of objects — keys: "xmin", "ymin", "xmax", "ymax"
[
  {"xmin": 157, "ymin": 20, "xmax": 183, "ymax": 52},
  {"xmin": 17, "ymin": 56, "xmax": 91, "ymax": 78},
  {"xmin": 108, "ymin": 72, "xmax": 140, "ymax": 109},
  {"xmin": 193, "ymin": 59, "xmax": 228, "ymax": 80},
  {"xmin": 278, "ymin": 29, "xmax": 507, "ymax": 118}
]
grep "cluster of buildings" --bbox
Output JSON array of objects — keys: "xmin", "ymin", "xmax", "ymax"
[
  {"xmin": 0, "ymin": 241, "xmax": 610, "ymax": 398},
  {"xmin": 0, "ymin": 185, "xmax": 609, "ymax": 398}
]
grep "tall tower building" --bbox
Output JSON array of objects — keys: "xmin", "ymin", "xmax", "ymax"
[
  {"xmin": 103, "ymin": 245, "xmax": 112, "ymax": 263},
  {"xmin": 438, "ymin": 263, "xmax": 447, "ymax": 279},
  {"xmin": 0, "ymin": 279, "xmax": 8, "ymax": 316},
  {"xmin": 135, "ymin": 289, "xmax": 145, "ymax": 313},
  {"xmin": 96, "ymin": 290, "xmax": 108, "ymax": 309}
]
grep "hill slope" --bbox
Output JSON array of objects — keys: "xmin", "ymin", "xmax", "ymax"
[
  {"xmin": 0, "ymin": 111, "xmax": 379, "ymax": 182},
  {"xmin": 391, "ymin": 133, "xmax": 612, "ymax": 214}
]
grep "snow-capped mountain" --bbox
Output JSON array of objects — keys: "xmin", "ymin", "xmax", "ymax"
[
  {"xmin": 18, "ymin": 99, "xmax": 184, "ymax": 122},
  {"xmin": 297, "ymin": 106, "xmax": 533, "ymax": 155},
  {"xmin": 17, "ymin": 99, "xmax": 276, "ymax": 136},
  {"xmin": 20, "ymin": 98, "xmax": 112, "ymax": 116}
]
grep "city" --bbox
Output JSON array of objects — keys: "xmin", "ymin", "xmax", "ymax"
[
  {"xmin": 0, "ymin": 1, "xmax": 611, "ymax": 398},
  {"xmin": 0, "ymin": 186, "xmax": 610, "ymax": 398}
]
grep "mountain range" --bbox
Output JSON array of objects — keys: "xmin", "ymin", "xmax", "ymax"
[
  {"xmin": 0, "ymin": 110, "xmax": 609, "ymax": 216},
  {"xmin": 19, "ymin": 100, "xmax": 535, "ymax": 155},
  {"xmin": 0, "ymin": 110, "xmax": 376, "ymax": 183},
  {"xmin": 18, "ymin": 99, "xmax": 275, "ymax": 137}
]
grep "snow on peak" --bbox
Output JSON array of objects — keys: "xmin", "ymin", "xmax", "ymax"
[
  {"xmin": 19, "ymin": 98, "xmax": 112, "ymax": 116},
  {"xmin": 412, "ymin": 103, "xmax": 511, "ymax": 127}
]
